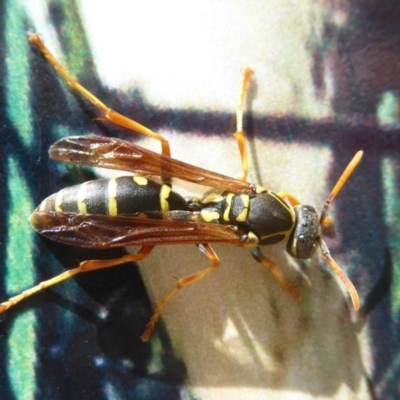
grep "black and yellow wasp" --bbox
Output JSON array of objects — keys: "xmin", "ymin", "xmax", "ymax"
[{"xmin": 0, "ymin": 34, "xmax": 362, "ymax": 341}]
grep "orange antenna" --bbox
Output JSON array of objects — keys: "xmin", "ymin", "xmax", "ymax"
[
  {"xmin": 319, "ymin": 239, "xmax": 360, "ymax": 310},
  {"xmin": 320, "ymin": 151, "xmax": 363, "ymax": 224},
  {"xmin": 318, "ymin": 151, "xmax": 363, "ymax": 310}
]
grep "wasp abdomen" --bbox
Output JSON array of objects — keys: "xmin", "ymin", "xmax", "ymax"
[{"xmin": 35, "ymin": 176, "xmax": 187, "ymax": 216}]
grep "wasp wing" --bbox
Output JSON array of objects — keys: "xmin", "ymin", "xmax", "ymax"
[
  {"xmin": 31, "ymin": 211, "xmax": 251, "ymax": 249},
  {"xmin": 49, "ymin": 136, "xmax": 258, "ymax": 195}
]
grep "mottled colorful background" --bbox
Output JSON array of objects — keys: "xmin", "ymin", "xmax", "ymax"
[{"xmin": 0, "ymin": 1, "xmax": 399, "ymax": 399}]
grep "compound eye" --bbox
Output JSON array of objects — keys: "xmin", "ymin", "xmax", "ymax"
[{"xmin": 296, "ymin": 234, "xmax": 317, "ymax": 259}]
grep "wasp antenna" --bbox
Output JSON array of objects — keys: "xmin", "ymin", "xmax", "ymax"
[
  {"xmin": 319, "ymin": 239, "xmax": 360, "ymax": 310},
  {"xmin": 320, "ymin": 150, "xmax": 363, "ymax": 224}
]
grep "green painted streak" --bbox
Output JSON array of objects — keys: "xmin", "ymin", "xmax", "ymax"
[
  {"xmin": 6, "ymin": 157, "xmax": 37, "ymax": 400},
  {"xmin": 6, "ymin": 157, "xmax": 36, "ymax": 293},
  {"xmin": 381, "ymin": 158, "xmax": 400, "ymax": 315},
  {"xmin": 5, "ymin": 0, "xmax": 33, "ymax": 147},
  {"xmin": 55, "ymin": 124, "xmax": 76, "ymax": 141},
  {"xmin": 8, "ymin": 313, "xmax": 37, "ymax": 400},
  {"xmin": 58, "ymin": 0, "xmax": 94, "ymax": 80},
  {"xmin": 377, "ymin": 91, "xmax": 400, "ymax": 128},
  {"xmin": 5, "ymin": 1, "xmax": 38, "ymax": 397}
]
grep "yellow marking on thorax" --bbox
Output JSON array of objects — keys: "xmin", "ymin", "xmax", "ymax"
[
  {"xmin": 202, "ymin": 193, "xmax": 224, "ymax": 204},
  {"xmin": 243, "ymin": 231, "xmax": 259, "ymax": 248},
  {"xmin": 108, "ymin": 178, "xmax": 118, "ymax": 216},
  {"xmin": 260, "ymin": 232, "xmax": 287, "ymax": 244},
  {"xmin": 133, "ymin": 176, "xmax": 148, "ymax": 186},
  {"xmin": 55, "ymin": 189, "xmax": 65, "ymax": 212},
  {"xmin": 272, "ymin": 192, "xmax": 296, "ymax": 229},
  {"xmin": 201, "ymin": 209, "xmax": 220, "ymax": 222},
  {"xmin": 38, "ymin": 199, "xmax": 47, "ymax": 212},
  {"xmin": 77, "ymin": 181, "xmax": 89, "ymax": 214},
  {"xmin": 235, "ymin": 194, "xmax": 250, "ymax": 222},
  {"xmin": 223, "ymin": 193, "xmax": 234, "ymax": 222},
  {"xmin": 290, "ymin": 238, "xmax": 298, "ymax": 257},
  {"xmin": 256, "ymin": 185, "xmax": 267, "ymax": 194},
  {"xmin": 160, "ymin": 184, "xmax": 171, "ymax": 212}
]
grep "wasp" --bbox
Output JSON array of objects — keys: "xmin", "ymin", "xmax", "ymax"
[{"xmin": 0, "ymin": 34, "xmax": 362, "ymax": 341}]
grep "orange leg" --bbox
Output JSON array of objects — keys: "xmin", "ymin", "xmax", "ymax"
[
  {"xmin": 28, "ymin": 33, "xmax": 171, "ymax": 158},
  {"xmin": 140, "ymin": 243, "xmax": 220, "ymax": 341},
  {"xmin": 276, "ymin": 191, "xmax": 301, "ymax": 207},
  {"xmin": 234, "ymin": 68, "xmax": 253, "ymax": 181},
  {"xmin": 0, "ymin": 245, "xmax": 154, "ymax": 314},
  {"xmin": 251, "ymin": 246, "xmax": 300, "ymax": 300}
]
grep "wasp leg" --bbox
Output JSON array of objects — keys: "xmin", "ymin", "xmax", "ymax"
[
  {"xmin": 0, "ymin": 245, "xmax": 154, "ymax": 314},
  {"xmin": 251, "ymin": 247, "xmax": 300, "ymax": 300},
  {"xmin": 234, "ymin": 68, "xmax": 253, "ymax": 181},
  {"xmin": 276, "ymin": 192, "xmax": 301, "ymax": 207},
  {"xmin": 140, "ymin": 243, "xmax": 220, "ymax": 341},
  {"xmin": 28, "ymin": 34, "xmax": 171, "ymax": 158}
]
